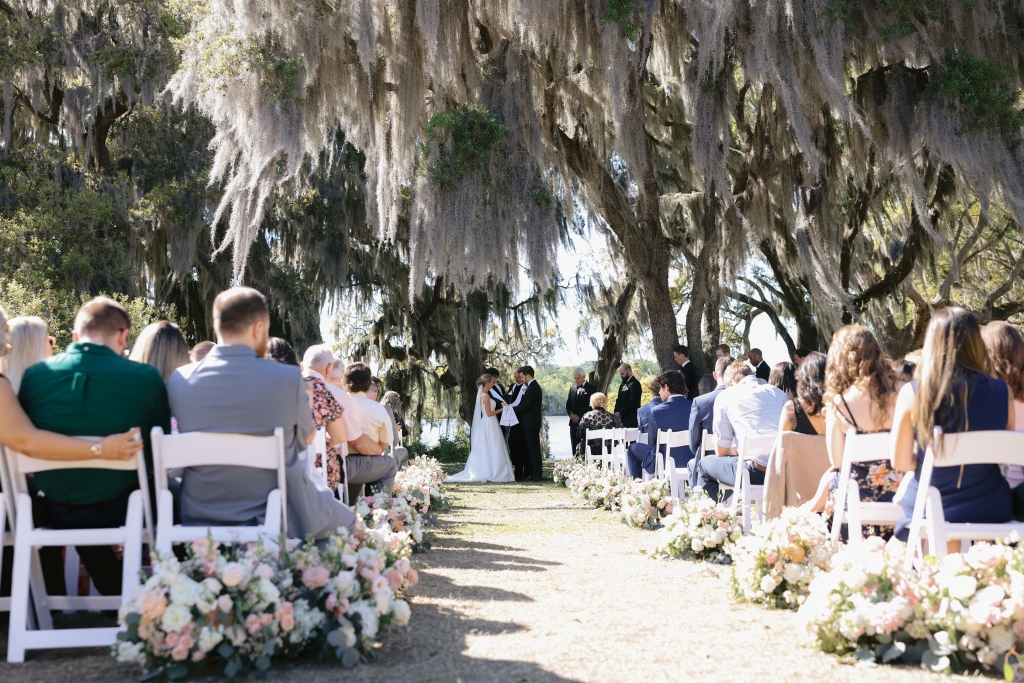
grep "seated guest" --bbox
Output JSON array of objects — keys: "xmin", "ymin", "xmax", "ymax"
[
  {"xmin": 367, "ymin": 375, "xmax": 381, "ymax": 401},
  {"xmin": 697, "ymin": 374, "xmax": 717, "ymax": 397},
  {"xmin": 575, "ymin": 393, "xmax": 622, "ymax": 458},
  {"xmin": 802, "ymin": 326, "xmax": 903, "ymax": 539},
  {"xmin": 19, "ymin": 297, "xmax": 171, "ymax": 595},
  {"xmin": 769, "ymin": 361, "xmax": 797, "ymax": 400},
  {"xmin": 673, "ymin": 345, "xmax": 700, "ymax": 399},
  {"xmin": 891, "ymin": 358, "xmax": 916, "ymax": 383},
  {"xmin": 793, "ymin": 348, "xmax": 811, "ymax": 366},
  {"xmin": 627, "ymin": 372, "xmax": 693, "ymax": 478},
  {"xmin": 266, "ymin": 337, "xmax": 299, "ymax": 366},
  {"xmin": 130, "ymin": 321, "xmax": 190, "ymax": 382},
  {"xmin": 343, "ymin": 362, "xmax": 399, "ymax": 499},
  {"xmin": 296, "ymin": 347, "xmax": 350, "ymax": 493},
  {"xmin": 688, "ymin": 355, "xmax": 733, "ymax": 486},
  {"xmin": 982, "ymin": 321, "xmax": 1024, "ymax": 493},
  {"xmin": 301, "ymin": 346, "xmax": 385, "ymax": 486},
  {"xmin": 623, "ymin": 377, "xmax": 662, "ymax": 474},
  {"xmin": 380, "ymin": 390, "xmax": 410, "ymax": 468},
  {"xmin": 779, "ymin": 351, "xmax": 826, "ymax": 435},
  {"xmin": 189, "ymin": 340, "xmax": 215, "ymax": 363},
  {"xmin": 1, "ymin": 316, "xmax": 53, "ymax": 392},
  {"xmin": 892, "ymin": 309, "xmax": 1022, "ymax": 549},
  {"xmin": 169, "ymin": 287, "xmax": 355, "ymax": 539},
  {"xmin": 694, "ymin": 361, "xmax": 787, "ymax": 501}
]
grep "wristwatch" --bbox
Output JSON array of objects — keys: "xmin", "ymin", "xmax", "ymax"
[{"xmin": 90, "ymin": 441, "xmax": 103, "ymax": 457}]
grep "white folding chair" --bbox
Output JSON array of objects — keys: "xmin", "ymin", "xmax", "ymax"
[
  {"xmin": 904, "ymin": 429, "xmax": 1024, "ymax": 569},
  {"xmin": 608, "ymin": 428, "xmax": 628, "ymax": 475},
  {"xmin": 583, "ymin": 429, "xmax": 609, "ymax": 466},
  {"xmin": 6, "ymin": 444, "xmax": 152, "ymax": 662},
  {"xmin": 829, "ymin": 430, "xmax": 903, "ymax": 546},
  {"xmin": 151, "ymin": 427, "xmax": 287, "ymax": 556},
  {"xmin": 339, "ymin": 442, "xmax": 350, "ymax": 506},
  {"xmin": 624, "ymin": 428, "xmax": 639, "ymax": 447},
  {"xmin": 732, "ymin": 433, "xmax": 777, "ymax": 531},
  {"xmin": 0, "ymin": 448, "xmax": 11, "ymax": 614},
  {"xmin": 656, "ymin": 429, "xmax": 691, "ymax": 499}
]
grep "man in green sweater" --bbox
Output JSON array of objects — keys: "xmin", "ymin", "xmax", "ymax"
[{"xmin": 19, "ymin": 296, "xmax": 170, "ymax": 595}]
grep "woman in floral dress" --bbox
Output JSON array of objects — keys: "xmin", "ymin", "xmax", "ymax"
[
  {"xmin": 802, "ymin": 326, "xmax": 905, "ymax": 539},
  {"xmin": 304, "ymin": 374, "xmax": 348, "ymax": 492},
  {"xmin": 575, "ymin": 393, "xmax": 623, "ymax": 458}
]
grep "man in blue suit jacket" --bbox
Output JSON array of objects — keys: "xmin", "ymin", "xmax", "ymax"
[
  {"xmin": 627, "ymin": 371, "xmax": 692, "ymax": 479},
  {"xmin": 688, "ymin": 355, "xmax": 733, "ymax": 487}
]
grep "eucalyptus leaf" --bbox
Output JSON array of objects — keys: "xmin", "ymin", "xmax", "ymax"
[
  {"xmin": 341, "ymin": 647, "xmax": 361, "ymax": 668},
  {"xmin": 139, "ymin": 667, "xmax": 165, "ymax": 682},
  {"xmin": 255, "ymin": 655, "xmax": 272, "ymax": 671},
  {"xmin": 327, "ymin": 629, "xmax": 344, "ymax": 647},
  {"xmin": 224, "ymin": 660, "xmax": 239, "ymax": 678},
  {"xmin": 218, "ymin": 642, "xmax": 235, "ymax": 659},
  {"xmin": 262, "ymin": 640, "xmax": 275, "ymax": 656},
  {"xmin": 125, "ymin": 612, "xmax": 142, "ymax": 626},
  {"xmin": 165, "ymin": 664, "xmax": 189, "ymax": 680},
  {"xmin": 921, "ymin": 650, "xmax": 951, "ymax": 672},
  {"xmin": 854, "ymin": 647, "xmax": 876, "ymax": 663},
  {"xmin": 883, "ymin": 642, "xmax": 906, "ymax": 663}
]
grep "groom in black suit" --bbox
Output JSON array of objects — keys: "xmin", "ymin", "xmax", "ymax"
[
  {"xmin": 506, "ymin": 368, "xmax": 527, "ymax": 479},
  {"xmin": 512, "ymin": 365, "xmax": 544, "ymax": 481}
]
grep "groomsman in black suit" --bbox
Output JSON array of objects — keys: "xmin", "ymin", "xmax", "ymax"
[
  {"xmin": 748, "ymin": 348, "xmax": 771, "ymax": 381},
  {"xmin": 613, "ymin": 363, "xmax": 643, "ymax": 428},
  {"xmin": 673, "ymin": 344, "xmax": 701, "ymax": 400},
  {"xmin": 565, "ymin": 368, "xmax": 595, "ymax": 456}
]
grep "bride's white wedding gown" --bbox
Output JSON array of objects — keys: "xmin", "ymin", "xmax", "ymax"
[{"xmin": 446, "ymin": 387, "xmax": 515, "ymax": 483}]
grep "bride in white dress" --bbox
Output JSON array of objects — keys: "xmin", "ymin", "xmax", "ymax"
[{"xmin": 446, "ymin": 374, "xmax": 515, "ymax": 483}]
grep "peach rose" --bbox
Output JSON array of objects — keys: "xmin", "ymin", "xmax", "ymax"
[
  {"xmin": 171, "ymin": 644, "xmax": 189, "ymax": 661},
  {"xmin": 302, "ymin": 566, "xmax": 330, "ymax": 589},
  {"xmin": 245, "ymin": 613, "xmax": 261, "ymax": 635},
  {"xmin": 281, "ymin": 614, "xmax": 295, "ymax": 631},
  {"xmin": 141, "ymin": 592, "xmax": 167, "ymax": 621}
]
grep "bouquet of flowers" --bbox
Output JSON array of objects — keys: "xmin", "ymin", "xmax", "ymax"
[
  {"xmin": 396, "ymin": 456, "xmax": 448, "ymax": 507},
  {"xmin": 651, "ymin": 494, "xmax": 742, "ymax": 561},
  {"xmin": 730, "ymin": 507, "xmax": 834, "ymax": 609},
  {"xmin": 619, "ymin": 479, "xmax": 674, "ymax": 530},
  {"xmin": 356, "ymin": 493, "xmax": 424, "ymax": 544},
  {"xmin": 580, "ymin": 468, "xmax": 628, "ymax": 510},
  {"xmin": 114, "ymin": 519, "xmax": 418, "ymax": 678},
  {"xmin": 798, "ymin": 537, "xmax": 1024, "ymax": 672},
  {"xmin": 553, "ymin": 458, "xmax": 585, "ymax": 486}
]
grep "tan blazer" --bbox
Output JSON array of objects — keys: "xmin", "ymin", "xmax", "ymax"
[{"xmin": 762, "ymin": 432, "xmax": 830, "ymax": 518}]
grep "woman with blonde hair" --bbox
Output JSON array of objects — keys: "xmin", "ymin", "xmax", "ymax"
[
  {"xmin": 575, "ymin": 392, "xmax": 623, "ymax": 458},
  {"xmin": 0, "ymin": 306, "xmax": 141, "ymax": 460},
  {"xmin": 446, "ymin": 373, "xmax": 513, "ymax": 482},
  {"xmin": 0, "ymin": 316, "xmax": 53, "ymax": 392},
  {"xmin": 802, "ymin": 326, "xmax": 904, "ymax": 538},
  {"xmin": 129, "ymin": 321, "xmax": 190, "ymax": 382},
  {"xmin": 891, "ymin": 308, "xmax": 1019, "ymax": 544}
]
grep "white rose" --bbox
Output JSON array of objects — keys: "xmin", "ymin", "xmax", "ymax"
[
  {"xmin": 198, "ymin": 625, "xmax": 224, "ymax": 652},
  {"xmin": 259, "ymin": 579, "xmax": 280, "ymax": 603},
  {"xmin": 332, "ymin": 571, "xmax": 356, "ymax": 596},
  {"xmin": 254, "ymin": 563, "xmax": 274, "ymax": 581},
  {"xmin": 221, "ymin": 562, "xmax": 246, "ymax": 588},
  {"xmin": 691, "ymin": 538, "xmax": 705, "ymax": 553},
  {"xmin": 987, "ymin": 624, "xmax": 1015, "ymax": 654},
  {"xmin": 161, "ymin": 603, "xmax": 193, "ymax": 633},
  {"xmin": 217, "ymin": 594, "xmax": 234, "ymax": 613},
  {"xmin": 169, "ymin": 577, "xmax": 200, "ymax": 606},
  {"xmin": 349, "ymin": 600, "xmax": 379, "ymax": 639},
  {"xmin": 760, "ymin": 574, "xmax": 779, "ymax": 594},
  {"xmin": 947, "ymin": 575, "xmax": 978, "ymax": 602},
  {"xmin": 783, "ymin": 563, "xmax": 805, "ymax": 585},
  {"xmin": 842, "ymin": 567, "xmax": 867, "ymax": 590},
  {"xmin": 391, "ymin": 599, "xmax": 411, "ymax": 626}
]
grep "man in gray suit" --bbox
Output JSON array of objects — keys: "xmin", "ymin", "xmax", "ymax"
[{"xmin": 168, "ymin": 287, "xmax": 355, "ymax": 539}]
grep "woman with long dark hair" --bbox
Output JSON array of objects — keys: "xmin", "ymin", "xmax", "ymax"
[
  {"xmin": 891, "ymin": 308, "xmax": 1018, "ymax": 546},
  {"xmin": 778, "ymin": 351, "xmax": 826, "ymax": 435}
]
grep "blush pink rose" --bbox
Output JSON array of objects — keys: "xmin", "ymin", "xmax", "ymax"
[
  {"xmin": 281, "ymin": 614, "xmax": 295, "ymax": 631},
  {"xmin": 171, "ymin": 644, "xmax": 189, "ymax": 661},
  {"xmin": 245, "ymin": 613, "xmax": 262, "ymax": 635},
  {"xmin": 386, "ymin": 569, "xmax": 404, "ymax": 590},
  {"xmin": 192, "ymin": 651, "xmax": 206, "ymax": 663},
  {"xmin": 260, "ymin": 614, "xmax": 273, "ymax": 627},
  {"xmin": 407, "ymin": 568, "xmax": 419, "ymax": 587},
  {"xmin": 166, "ymin": 632, "xmax": 181, "ymax": 647},
  {"xmin": 302, "ymin": 566, "xmax": 330, "ymax": 588}
]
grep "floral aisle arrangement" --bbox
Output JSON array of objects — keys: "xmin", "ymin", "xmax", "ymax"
[
  {"xmin": 114, "ymin": 521, "xmax": 419, "ymax": 678},
  {"xmin": 730, "ymin": 507, "xmax": 834, "ymax": 609},
  {"xmin": 619, "ymin": 479, "xmax": 674, "ymax": 530},
  {"xmin": 798, "ymin": 536, "xmax": 1024, "ymax": 673},
  {"xmin": 356, "ymin": 493, "xmax": 424, "ymax": 544},
  {"xmin": 396, "ymin": 455, "xmax": 448, "ymax": 508},
  {"xmin": 651, "ymin": 494, "xmax": 742, "ymax": 562}
]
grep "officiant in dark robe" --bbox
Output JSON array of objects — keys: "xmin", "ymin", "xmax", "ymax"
[
  {"xmin": 565, "ymin": 368, "xmax": 595, "ymax": 456},
  {"xmin": 613, "ymin": 363, "xmax": 643, "ymax": 428}
]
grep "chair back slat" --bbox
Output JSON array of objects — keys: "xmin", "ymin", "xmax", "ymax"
[
  {"xmin": 738, "ymin": 434, "xmax": 778, "ymax": 461},
  {"xmin": 702, "ymin": 430, "xmax": 715, "ymax": 454},
  {"xmin": 842, "ymin": 431, "xmax": 892, "ymax": 464},
  {"xmin": 922, "ymin": 430, "xmax": 1024, "ymax": 469}
]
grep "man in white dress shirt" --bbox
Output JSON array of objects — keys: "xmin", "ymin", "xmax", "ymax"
[{"xmin": 694, "ymin": 361, "xmax": 787, "ymax": 501}]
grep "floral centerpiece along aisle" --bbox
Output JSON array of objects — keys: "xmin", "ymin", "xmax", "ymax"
[
  {"xmin": 799, "ymin": 536, "xmax": 1024, "ymax": 673},
  {"xmin": 730, "ymin": 507, "xmax": 834, "ymax": 609},
  {"xmin": 112, "ymin": 456, "xmax": 448, "ymax": 678},
  {"xmin": 553, "ymin": 459, "xmax": 675, "ymax": 529},
  {"xmin": 651, "ymin": 494, "xmax": 742, "ymax": 561}
]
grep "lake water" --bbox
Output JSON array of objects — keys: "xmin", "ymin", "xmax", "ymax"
[{"xmin": 418, "ymin": 415, "xmax": 575, "ymax": 460}]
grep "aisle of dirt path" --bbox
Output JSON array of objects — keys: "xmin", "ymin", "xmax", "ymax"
[{"xmin": 0, "ymin": 481, "xmax": 957, "ymax": 682}]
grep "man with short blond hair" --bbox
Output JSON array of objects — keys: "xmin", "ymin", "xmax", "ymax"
[
  {"xmin": 19, "ymin": 296, "xmax": 170, "ymax": 595},
  {"xmin": 169, "ymin": 287, "xmax": 355, "ymax": 539}
]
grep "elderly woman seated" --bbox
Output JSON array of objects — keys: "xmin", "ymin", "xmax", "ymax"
[{"xmin": 575, "ymin": 392, "xmax": 623, "ymax": 458}]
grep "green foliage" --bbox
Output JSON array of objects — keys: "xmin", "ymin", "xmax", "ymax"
[
  {"xmin": 602, "ymin": 0, "xmax": 645, "ymax": 41},
  {"xmin": 821, "ymin": 0, "xmax": 976, "ymax": 37},
  {"xmin": 926, "ymin": 52, "xmax": 1024, "ymax": 143},
  {"xmin": 419, "ymin": 104, "xmax": 506, "ymax": 189},
  {"xmin": 406, "ymin": 429, "xmax": 471, "ymax": 465},
  {"xmin": 246, "ymin": 47, "xmax": 305, "ymax": 102}
]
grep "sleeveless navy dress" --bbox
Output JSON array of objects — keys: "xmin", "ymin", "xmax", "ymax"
[{"xmin": 894, "ymin": 372, "xmax": 1014, "ymax": 540}]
